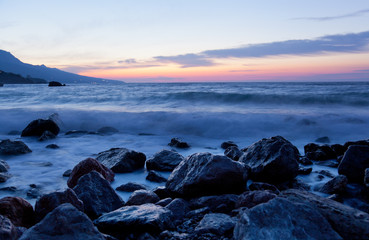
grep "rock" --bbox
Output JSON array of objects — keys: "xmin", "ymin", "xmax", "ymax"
[
  {"xmin": 45, "ymin": 144, "xmax": 59, "ymax": 149},
  {"xmin": 126, "ymin": 190, "xmax": 160, "ymax": 206},
  {"xmin": 26, "ymin": 188, "xmax": 41, "ymax": 199},
  {"xmin": 233, "ymin": 197, "xmax": 342, "ymax": 240},
  {"xmin": 221, "ymin": 141, "xmax": 238, "ymax": 149},
  {"xmin": 331, "ymin": 144, "xmax": 346, "ymax": 157},
  {"xmin": 297, "ymin": 156, "xmax": 313, "ymax": 165},
  {"xmin": 96, "ymin": 148, "xmax": 146, "ymax": 173},
  {"xmin": 305, "ymin": 144, "xmax": 337, "ymax": 161},
  {"xmin": 48, "ymin": 81, "xmax": 66, "ymax": 87},
  {"xmin": 146, "ymin": 170, "xmax": 167, "ymax": 183},
  {"xmin": 190, "ymin": 194, "xmax": 238, "ymax": 214},
  {"xmin": 165, "ymin": 198, "xmax": 190, "ymax": 222},
  {"xmin": 146, "ymin": 150, "xmax": 184, "ymax": 171},
  {"xmin": 239, "ymin": 136, "xmax": 299, "ymax": 183},
  {"xmin": 298, "ymin": 167, "xmax": 312, "ymax": 175},
  {"xmin": 0, "ymin": 197, "xmax": 34, "ymax": 228},
  {"xmin": 19, "ymin": 203, "xmax": 105, "ymax": 240},
  {"xmin": 365, "ymin": 168, "xmax": 369, "ymax": 187},
  {"xmin": 38, "ymin": 130, "xmax": 56, "ymax": 141},
  {"xmin": 224, "ymin": 146, "xmax": 243, "ymax": 161},
  {"xmin": 0, "ymin": 215, "xmax": 19, "ymax": 240},
  {"xmin": 168, "ymin": 138, "xmax": 190, "ymax": 149},
  {"xmin": 338, "ymin": 145, "xmax": 369, "ymax": 183},
  {"xmin": 159, "ymin": 231, "xmax": 189, "ymax": 240},
  {"xmin": 315, "ymin": 159, "xmax": 339, "ymax": 168},
  {"xmin": 315, "ymin": 170, "xmax": 335, "ymax": 178},
  {"xmin": 116, "ymin": 182, "xmax": 148, "ymax": 192},
  {"xmin": 195, "ymin": 213, "xmax": 235, "ymax": 236},
  {"xmin": 236, "ymin": 190, "xmax": 277, "ymax": 208},
  {"xmin": 166, "ymin": 152, "xmax": 247, "ymax": 198},
  {"xmin": 153, "ymin": 186, "xmax": 171, "ymax": 199},
  {"xmin": 281, "ymin": 189, "xmax": 369, "ymax": 240},
  {"xmin": 277, "ymin": 178, "xmax": 311, "ymax": 191},
  {"xmin": 67, "ymin": 158, "xmax": 115, "ymax": 188},
  {"xmin": 315, "ymin": 136, "xmax": 330, "ymax": 143},
  {"xmin": 343, "ymin": 140, "xmax": 369, "ymax": 150},
  {"xmin": 0, "ymin": 139, "xmax": 32, "ymax": 155},
  {"xmin": 0, "ymin": 173, "xmax": 11, "ymax": 182},
  {"xmin": 73, "ymin": 171, "xmax": 124, "ymax": 219},
  {"xmin": 186, "ymin": 207, "xmax": 211, "ymax": 219},
  {"xmin": 248, "ymin": 182, "xmax": 280, "ymax": 194},
  {"xmin": 319, "ymin": 175, "xmax": 348, "ymax": 194},
  {"xmin": 156, "ymin": 198, "xmax": 172, "ymax": 207},
  {"xmin": 0, "ymin": 160, "xmax": 9, "ymax": 173},
  {"xmin": 0, "ymin": 186, "xmax": 17, "ymax": 192},
  {"xmin": 94, "ymin": 204, "xmax": 174, "ymax": 238},
  {"xmin": 34, "ymin": 188, "xmax": 84, "ymax": 222},
  {"xmin": 97, "ymin": 127, "xmax": 119, "ymax": 135},
  {"xmin": 65, "ymin": 130, "xmax": 89, "ymax": 136},
  {"xmin": 63, "ymin": 169, "xmax": 72, "ymax": 177},
  {"xmin": 21, "ymin": 119, "xmax": 59, "ymax": 137}
]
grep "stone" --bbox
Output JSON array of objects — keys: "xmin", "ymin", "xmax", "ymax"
[
  {"xmin": 298, "ymin": 167, "xmax": 312, "ymax": 175},
  {"xmin": 126, "ymin": 190, "xmax": 160, "ymax": 206},
  {"xmin": 190, "ymin": 194, "xmax": 238, "ymax": 214},
  {"xmin": 233, "ymin": 197, "xmax": 342, "ymax": 240},
  {"xmin": 224, "ymin": 146, "xmax": 243, "ymax": 161},
  {"xmin": 297, "ymin": 156, "xmax": 313, "ymax": 165},
  {"xmin": 0, "ymin": 139, "xmax": 31, "ymax": 155},
  {"xmin": 248, "ymin": 182, "xmax": 280, "ymax": 194},
  {"xmin": 63, "ymin": 169, "xmax": 72, "ymax": 177},
  {"xmin": 186, "ymin": 207, "xmax": 211, "ymax": 219},
  {"xmin": 0, "ymin": 215, "xmax": 19, "ymax": 240},
  {"xmin": 45, "ymin": 144, "xmax": 59, "ymax": 149},
  {"xmin": 65, "ymin": 130, "xmax": 89, "ymax": 136},
  {"xmin": 156, "ymin": 198, "xmax": 172, "ymax": 207},
  {"xmin": 168, "ymin": 138, "xmax": 190, "ymax": 149},
  {"xmin": 67, "ymin": 158, "xmax": 115, "ymax": 188},
  {"xmin": 146, "ymin": 170, "xmax": 167, "ymax": 183},
  {"xmin": 153, "ymin": 186, "xmax": 171, "ymax": 199},
  {"xmin": 116, "ymin": 182, "xmax": 148, "ymax": 192},
  {"xmin": 221, "ymin": 141, "xmax": 238, "ymax": 149},
  {"xmin": 365, "ymin": 168, "xmax": 369, "ymax": 187},
  {"xmin": 195, "ymin": 213, "xmax": 235, "ymax": 236},
  {"xmin": 305, "ymin": 144, "xmax": 337, "ymax": 161},
  {"xmin": 0, "ymin": 197, "xmax": 34, "ymax": 228},
  {"xmin": 343, "ymin": 140, "xmax": 369, "ymax": 150},
  {"xmin": 239, "ymin": 136, "xmax": 299, "ymax": 183},
  {"xmin": 38, "ymin": 130, "xmax": 56, "ymax": 141},
  {"xmin": 21, "ymin": 119, "xmax": 59, "ymax": 137},
  {"xmin": 97, "ymin": 126, "xmax": 119, "ymax": 135},
  {"xmin": 0, "ymin": 160, "xmax": 9, "ymax": 172},
  {"xmin": 146, "ymin": 150, "xmax": 184, "ymax": 171},
  {"xmin": 338, "ymin": 145, "xmax": 369, "ymax": 183},
  {"xmin": 48, "ymin": 81, "xmax": 65, "ymax": 87},
  {"xmin": 165, "ymin": 198, "xmax": 190, "ymax": 222},
  {"xmin": 0, "ymin": 173, "xmax": 11, "ymax": 182},
  {"xmin": 319, "ymin": 175, "xmax": 348, "ymax": 194},
  {"xmin": 96, "ymin": 148, "xmax": 146, "ymax": 173},
  {"xmin": 26, "ymin": 189, "xmax": 41, "ymax": 199},
  {"xmin": 331, "ymin": 144, "xmax": 346, "ymax": 157},
  {"xmin": 19, "ymin": 204, "xmax": 105, "ymax": 240},
  {"xmin": 73, "ymin": 171, "xmax": 124, "ymax": 219},
  {"xmin": 34, "ymin": 188, "xmax": 84, "ymax": 222},
  {"xmin": 166, "ymin": 152, "xmax": 247, "ymax": 198},
  {"xmin": 315, "ymin": 170, "xmax": 335, "ymax": 178},
  {"xmin": 315, "ymin": 136, "xmax": 330, "ymax": 143},
  {"xmin": 236, "ymin": 190, "xmax": 277, "ymax": 209}
]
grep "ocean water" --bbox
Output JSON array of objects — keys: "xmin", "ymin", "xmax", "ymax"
[{"xmin": 0, "ymin": 82, "xmax": 368, "ymax": 204}]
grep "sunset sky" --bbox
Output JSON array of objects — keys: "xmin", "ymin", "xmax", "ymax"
[{"xmin": 1, "ymin": 0, "xmax": 369, "ymax": 82}]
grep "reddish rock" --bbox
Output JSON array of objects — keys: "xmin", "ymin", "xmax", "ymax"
[{"xmin": 0, "ymin": 197, "xmax": 35, "ymax": 228}]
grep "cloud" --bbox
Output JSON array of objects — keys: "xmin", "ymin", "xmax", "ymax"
[
  {"xmin": 155, "ymin": 53, "xmax": 214, "ymax": 68},
  {"xmin": 60, "ymin": 63, "xmax": 161, "ymax": 73},
  {"xmin": 293, "ymin": 9, "xmax": 369, "ymax": 21},
  {"xmin": 118, "ymin": 58, "xmax": 137, "ymax": 64}
]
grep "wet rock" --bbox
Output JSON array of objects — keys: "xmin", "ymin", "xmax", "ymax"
[
  {"xmin": 153, "ymin": 186, "xmax": 171, "ymax": 199},
  {"xmin": 319, "ymin": 175, "xmax": 348, "ymax": 194},
  {"xmin": 48, "ymin": 81, "xmax": 66, "ymax": 87},
  {"xmin": 297, "ymin": 156, "xmax": 313, "ymax": 165},
  {"xmin": 168, "ymin": 138, "xmax": 190, "ymax": 149},
  {"xmin": 305, "ymin": 144, "xmax": 336, "ymax": 161},
  {"xmin": 96, "ymin": 148, "xmax": 146, "ymax": 173},
  {"xmin": 156, "ymin": 198, "xmax": 172, "ymax": 207},
  {"xmin": 146, "ymin": 150, "xmax": 184, "ymax": 171},
  {"xmin": 224, "ymin": 146, "xmax": 243, "ymax": 161},
  {"xmin": 365, "ymin": 168, "xmax": 369, "ymax": 187},
  {"xmin": 116, "ymin": 182, "xmax": 148, "ymax": 192},
  {"xmin": 19, "ymin": 203, "xmax": 105, "ymax": 240},
  {"xmin": 0, "ymin": 197, "xmax": 35, "ymax": 228},
  {"xmin": 186, "ymin": 207, "xmax": 211, "ymax": 220},
  {"xmin": 234, "ymin": 197, "xmax": 342, "ymax": 240},
  {"xmin": 248, "ymin": 182, "xmax": 280, "ymax": 194},
  {"xmin": 221, "ymin": 141, "xmax": 238, "ymax": 149},
  {"xmin": 45, "ymin": 144, "xmax": 59, "ymax": 149},
  {"xmin": 0, "ymin": 139, "xmax": 31, "ymax": 155},
  {"xmin": 146, "ymin": 170, "xmax": 167, "ymax": 183},
  {"xmin": 239, "ymin": 136, "xmax": 299, "ymax": 183},
  {"xmin": 34, "ymin": 188, "xmax": 84, "ymax": 222},
  {"xmin": 26, "ymin": 188, "xmax": 41, "ymax": 199},
  {"xmin": 159, "ymin": 231, "xmax": 189, "ymax": 240},
  {"xmin": 298, "ymin": 167, "xmax": 312, "ymax": 175},
  {"xmin": 338, "ymin": 145, "xmax": 369, "ymax": 183},
  {"xmin": 331, "ymin": 144, "xmax": 346, "ymax": 157},
  {"xmin": 67, "ymin": 158, "xmax": 115, "ymax": 188},
  {"xmin": 236, "ymin": 190, "xmax": 277, "ymax": 208},
  {"xmin": 190, "ymin": 194, "xmax": 238, "ymax": 214},
  {"xmin": 38, "ymin": 130, "xmax": 56, "ymax": 141},
  {"xmin": 126, "ymin": 190, "xmax": 160, "ymax": 206},
  {"xmin": 166, "ymin": 152, "xmax": 247, "ymax": 198},
  {"xmin": 65, "ymin": 130, "xmax": 89, "ymax": 136},
  {"xmin": 0, "ymin": 160, "xmax": 9, "ymax": 173},
  {"xmin": 0, "ymin": 186, "xmax": 17, "ymax": 192},
  {"xmin": 0, "ymin": 173, "xmax": 11, "ymax": 182},
  {"xmin": 165, "ymin": 198, "xmax": 190, "ymax": 222},
  {"xmin": 315, "ymin": 136, "xmax": 330, "ymax": 143},
  {"xmin": 97, "ymin": 127, "xmax": 119, "ymax": 135},
  {"xmin": 73, "ymin": 171, "xmax": 124, "ymax": 219},
  {"xmin": 63, "ymin": 169, "xmax": 72, "ymax": 177},
  {"xmin": 315, "ymin": 170, "xmax": 335, "ymax": 178},
  {"xmin": 0, "ymin": 215, "xmax": 19, "ymax": 240},
  {"xmin": 195, "ymin": 213, "xmax": 235, "ymax": 236},
  {"xmin": 343, "ymin": 140, "xmax": 369, "ymax": 150},
  {"xmin": 21, "ymin": 119, "xmax": 59, "ymax": 137},
  {"xmin": 94, "ymin": 204, "xmax": 174, "ymax": 237}
]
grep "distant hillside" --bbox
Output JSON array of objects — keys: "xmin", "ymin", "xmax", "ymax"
[
  {"xmin": 0, "ymin": 50, "xmax": 122, "ymax": 84},
  {"xmin": 0, "ymin": 70, "xmax": 47, "ymax": 84}
]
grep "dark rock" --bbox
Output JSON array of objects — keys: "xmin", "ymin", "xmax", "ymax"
[
  {"xmin": 298, "ymin": 167, "xmax": 312, "ymax": 175},
  {"xmin": 221, "ymin": 141, "xmax": 238, "ymax": 149},
  {"xmin": 156, "ymin": 198, "xmax": 172, "ymax": 207},
  {"xmin": 116, "ymin": 182, "xmax": 148, "ymax": 192},
  {"xmin": 319, "ymin": 175, "xmax": 348, "ymax": 194},
  {"xmin": 34, "ymin": 188, "xmax": 84, "ymax": 222},
  {"xmin": 0, "ymin": 215, "xmax": 19, "ymax": 240},
  {"xmin": 315, "ymin": 136, "xmax": 330, "ymax": 143},
  {"xmin": 315, "ymin": 174, "xmax": 325, "ymax": 181},
  {"xmin": 165, "ymin": 198, "xmax": 190, "ymax": 222},
  {"xmin": 126, "ymin": 190, "xmax": 160, "ymax": 206},
  {"xmin": 248, "ymin": 182, "xmax": 280, "ymax": 194},
  {"xmin": 146, "ymin": 170, "xmax": 167, "ymax": 183},
  {"xmin": 239, "ymin": 136, "xmax": 299, "ymax": 183},
  {"xmin": 315, "ymin": 170, "xmax": 335, "ymax": 178},
  {"xmin": 38, "ymin": 130, "xmax": 56, "ymax": 141},
  {"xmin": 277, "ymin": 178, "xmax": 311, "ymax": 191},
  {"xmin": 186, "ymin": 207, "xmax": 211, "ymax": 219},
  {"xmin": 159, "ymin": 231, "xmax": 189, "ymax": 240},
  {"xmin": 96, "ymin": 148, "xmax": 146, "ymax": 173},
  {"xmin": 233, "ymin": 197, "xmax": 342, "ymax": 240},
  {"xmin": 153, "ymin": 186, "xmax": 171, "ymax": 199},
  {"xmin": 19, "ymin": 203, "xmax": 105, "ymax": 240},
  {"xmin": 97, "ymin": 127, "xmax": 119, "ymax": 135},
  {"xmin": 297, "ymin": 156, "xmax": 313, "ymax": 165},
  {"xmin": 65, "ymin": 130, "xmax": 89, "ymax": 136},
  {"xmin": 0, "ymin": 139, "xmax": 31, "ymax": 155},
  {"xmin": 304, "ymin": 142, "xmax": 319, "ymax": 153},
  {"xmin": 236, "ymin": 190, "xmax": 277, "ymax": 208},
  {"xmin": 0, "ymin": 186, "xmax": 17, "ymax": 192},
  {"xmin": 0, "ymin": 173, "xmax": 11, "ymax": 182},
  {"xmin": 21, "ymin": 119, "xmax": 59, "ymax": 137},
  {"xmin": 26, "ymin": 188, "xmax": 41, "ymax": 199},
  {"xmin": 315, "ymin": 159, "xmax": 339, "ymax": 168},
  {"xmin": 224, "ymin": 146, "xmax": 243, "ymax": 161},
  {"xmin": 305, "ymin": 144, "xmax": 337, "ymax": 161},
  {"xmin": 365, "ymin": 168, "xmax": 369, "ymax": 187},
  {"xmin": 331, "ymin": 144, "xmax": 346, "ymax": 157},
  {"xmin": 45, "ymin": 144, "xmax": 59, "ymax": 149},
  {"xmin": 338, "ymin": 145, "xmax": 369, "ymax": 183},
  {"xmin": 73, "ymin": 171, "xmax": 124, "ymax": 219},
  {"xmin": 195, "ymin": 213, "xmax": 235, "ymax": 236},
  {"xmin": 190, "ymin": 194, "xmax": 238, "ymax": 214},
  {"xmin": 63, "ymin": 169, "xmax": 72, "ymax": 177},
  {"xmin": 166, "ymin": 152, "xmax": 247, "ymax": 198},
  {"xmin": 48, "ymin": 81, "xmax": 66, "ymax": 87},
  {"xmin": 344, "ymin": 198, "xmax": 369, "ymax": 214},
  {"xmin": 146, "ymin": 150, "xmax": 184, "ymax": 171},
  {"xmin": 168, "ymin": 138, "xmax": 190, "ymax": 149},
  {"xmin": 0, "ymin": 161, "xmax": 10, "ymax": 173},
  {"xmin": 94, "ymin": 204, "xmax": 174, "ymax": 237},
  {"xmin": 0, "ymin": 197, "xmax": 35, "ymax": 228},
  {"xmin": 343, "ymin": 140, "xmax": 369, "ymax": 150},
  {"xmin": 67, "ymin": 158, "xmax": 115, "ymax": 188},
  {"xmin": 281, "ymin": 189, "xmax": 369, "ymax": 240}
]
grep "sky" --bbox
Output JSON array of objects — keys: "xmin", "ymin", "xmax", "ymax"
[{"xmin": 1, "ymin": 0, "xmax": 369, "ymax": 82}]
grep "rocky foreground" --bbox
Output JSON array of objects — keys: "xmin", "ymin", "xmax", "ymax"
[{"xmin": 0, "ymin": 117, "xmax": 369, "ymax": 239}]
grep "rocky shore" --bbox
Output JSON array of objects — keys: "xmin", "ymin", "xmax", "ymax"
[{"xmin": 0, "ymin": 117, "xmax": 369, "ymax": 239}]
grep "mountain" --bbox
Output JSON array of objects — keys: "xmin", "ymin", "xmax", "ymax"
[
  {"xmin": 0, "ymin": 70, "xmax": 47, "ymax": 84},
  {"xmin": 0, "ymin": 50, "xmax": 122, "ymax": 84}
]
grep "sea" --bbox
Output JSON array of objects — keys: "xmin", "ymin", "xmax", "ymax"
[{"xmin": 0, "ymin": 81, "xmax": 368, "ymax": 204}]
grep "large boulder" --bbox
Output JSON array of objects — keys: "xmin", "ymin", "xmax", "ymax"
[
  {"xmin": 146, "ymin": 150, "xmax": 184, "ymax": 171},
  {"xmin": 67, "ymin": 158, "xmax": 115, "ymax": 188},
  {"xmin": 165, "ymin": 198, "xmax": 190, "ymax": 222},
  {"xmin": 239, "ymin": 136, "xmax": 299, "ymax": 183},
  {"xmin": 195, "ymin": 213, "xmax": 235, "ymax": 236},
  {"xmin": 0, "ymin": 215, "xmax": 19, "ymax": 240},
  {"xmin": 0, "ymin": 140, "xmax": 31, "ymax": 155},
  {"xmin": 338, "ymin": 145, "xmax": 369, "ymax": 183},
  {"xmin": 125, "ymin": 190, "xmax": 160, "ymax": 206},
  {"xmin": 224, "ymin": 146, "xmax": 243, "ymax": 161},
  {"xmin": 281, "ymin": 189, "xmax": 369, "ymax": 239},
  {"xmin": 168, "ymin": 138, "xmax": 190, "ymax": 149},
  {"xmin": 319, "ymin": 175, "xmax": 348, "ymax": 194},
  {"xmin": 0, "ymin": 197, "xmax": 34, "ymax": 228},
  {"xmin": 146, "ymin": 170, "xmax": 167, "ymax": 183},
  {"xmin": 73, "ymin": 171, "xmax": 124, "ymax": 219},
  {"xmin": 21, "ymin": 119, "xmax": 60, "ymax": 137},
  {"xmin": 304, "ymin": 143, "xmax": 337, "ymax": 161},
  {"xmin": 233, "ymin": 197, "xmax": 342, "ymax": 240},
  {"xmin": 19, "ymin": 203, "xmax": 105, "ymax": 240},
  {"xmin": 166, "ymin": 152, "xmax": 247, "ymax": 198},
  {"xmin": 189, "ymin": 194, "xmax": 238, "ymax": 214},
  {"xmin": 96, "ymin": 148, "xmax": 146, "ymax": 173},
  {"xmin": 236, "ymin": 190, "xmax": 277, "ymax": 209},
  {"xmin": 115, "ymin": 182, "xmax": 148, "ymax": 192}
]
